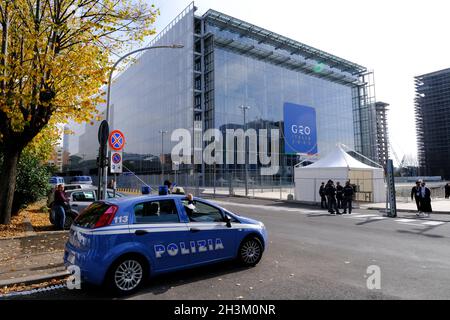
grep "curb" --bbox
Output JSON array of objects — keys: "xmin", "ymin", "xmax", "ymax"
[
  {"xmin": 0, "ymin": 230, "xmax": 68, "ymax": 242},
  {"xmin": 0, "ymin": 270, "xmax": 70, "ymax": 288},
  {"xmin": 207, "ymin": 194, "xmax": 363, "ymax": 210},
  {"xmin": 22, "ymin": 217, "xmax": 36, "ymax": 237}
]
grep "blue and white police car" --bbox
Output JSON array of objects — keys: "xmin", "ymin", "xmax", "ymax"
[{"xmin": 64, "ymin": 195, "xmax": 267, "ymax": 294}]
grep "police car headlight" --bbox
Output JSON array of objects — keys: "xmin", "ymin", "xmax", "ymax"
[{"xmin": 259, "ymin": 222, "xmax": 265, "ymax": 229}]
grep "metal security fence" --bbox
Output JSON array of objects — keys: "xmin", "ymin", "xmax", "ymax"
[
  {"xmin": 92, "ymin": 170, "xmax": 449, "ymax": 203},
  {"xmin": 394, "ymin": 184, "xmax": 449, "ymax": 202},
  {"xmin": 93, "ymin": 168, "xmax": 296, "ymax": 199},
  {"xmin": 293, "ymin": 177, "xmax": 386, "ymax": 203}
]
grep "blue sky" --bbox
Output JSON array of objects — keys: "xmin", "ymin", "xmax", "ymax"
[{"xmin": 145, "ymin": 0, "xmax": 450, "ymax": 162}]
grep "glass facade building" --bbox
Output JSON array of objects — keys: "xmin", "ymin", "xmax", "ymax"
[
  {"xmin": 415, "ymin": 68, "xmax": 450, "ymax": 179},
  {"xmin": 65, "ymin": 3, "xmax": 378, "ymax": 185}
]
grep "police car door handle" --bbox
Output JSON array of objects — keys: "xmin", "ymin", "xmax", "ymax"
[
  {"xmin": 189, "ymin": 227, "xmax": 201, "ymax": 233},
  {"xmin": 135, "ymin": 230, "xmax": 149, "ymax": 236}
]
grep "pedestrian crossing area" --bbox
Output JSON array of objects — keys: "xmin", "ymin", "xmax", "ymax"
[
  {"xmin": 342, "ymin": 213, "xmax": 447, "ymax": 227},
  {"xmin": 213, "ymin": 200, "xmax": 449, "ymax": 228}
]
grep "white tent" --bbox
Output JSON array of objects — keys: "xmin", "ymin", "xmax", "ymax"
[{"xmin": 294, "ymin": 146, "xmax": 386, "ymax": 203}]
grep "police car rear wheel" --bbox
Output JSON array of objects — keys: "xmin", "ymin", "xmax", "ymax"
[
  {"xmin": 64, "ymin": 216, "xmax": 74, "ymax": 230},
  {"xmin": 109, "ymin": 258, "xmax": 146, "ymax": 294},
  {"xmin": 239, "ymin": 237, "xmax": 263, "ymax": 266}
]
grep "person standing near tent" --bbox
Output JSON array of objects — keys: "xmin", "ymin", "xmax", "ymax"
[
  {"xmin": 324, "ymin": 180, "xmax": 332, "ymax": 212},
  {"xmin": 445, "ymin": 183, "xmax": 450, "ymax": 199},
  {"xmin": 325, "ymin": 180, "xmax": 340, "ymax": 215},
  {"xmin": 342, "ymin": 181, "xmax": 354, "ymax": 214},
  {"xmin": 319, "ymin": 182, "xmax": 327, "ymax": 209},
  {"xmin": 336, "ymin": 181, "xmax": 344, "ymax": 209},
  {"xmin": 411, "ymin": 180, "xmax": 422, "ymax": 216},
  {"xmin": 419, "ymin": 181, "xmax": 432, "ymax": 217}
]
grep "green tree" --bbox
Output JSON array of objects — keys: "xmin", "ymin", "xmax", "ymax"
[
  {"xmin": 12, "ymin": 149, "xmax": 52, "ymax": 214},
  {"xmin": 0, "ymin": 146, "xmax": 53, "ymax": 214},
  {"xmin": 0, "ymin": 0, "xmax": 158, "ymax": 224}
]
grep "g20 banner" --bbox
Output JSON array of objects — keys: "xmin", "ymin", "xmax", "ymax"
[{"xmin": 283, "ymin": 103, "xmax": 318, "ymax": 155}]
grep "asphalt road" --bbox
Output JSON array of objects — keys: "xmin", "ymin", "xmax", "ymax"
[{"xmin": 10, "ymin": 198, "xmax": 450, "ymax": 300}]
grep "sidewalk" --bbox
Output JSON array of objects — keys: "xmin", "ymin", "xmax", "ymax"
[
  {"xmin": 0, "ymin": 232, "xmax": 68, "ymax": 289},
  {"xmin": 361, "ymin": 199, "xmax": 450, "ymax": 214}
]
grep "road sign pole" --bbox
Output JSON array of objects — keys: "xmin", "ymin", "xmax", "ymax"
[
  {"xmin": 386, "ymin": 159, "xmax": 397, "ymax": 217},
  {"xmin": 98, "ymin": 120, "xmax": 109, "ymax": 200},
  {"xmin": 114, "ymin": 173, "xmax": 117, "ymax": 197}
]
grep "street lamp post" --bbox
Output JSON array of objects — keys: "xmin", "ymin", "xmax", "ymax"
[
  {"xmin": 159, "ymin": 130, "xmax": 168, "ymax": 183},
  {"xmin": 239, "ymin": 105, "xmax": 251, "ymax": 197},
  {"xmin": 101, "ymin": 44, "xmax": 183, "ymax": 200}
]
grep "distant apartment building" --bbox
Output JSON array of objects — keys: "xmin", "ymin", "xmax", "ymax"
[
  {"xmin": 375, "ymin": 101, "xmax": 389, "ymax": 167},
  {"xmin": 415, "ymin": 68, "xmax": 450, "ymax": 179},
  {"xmin": 48, "ymin": 146, "xmax": 63, "ymax": 172}
]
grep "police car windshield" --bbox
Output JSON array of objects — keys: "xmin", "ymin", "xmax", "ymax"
[
  {"xmin": 182, "ymin": 200, "xmax": 224, "ymax": 223},
  {"xmin": 64, "ymin": 185, "xmax": 82, "ymax": 191}
]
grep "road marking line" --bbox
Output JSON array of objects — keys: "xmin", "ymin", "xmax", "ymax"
[
  {"xmin": 213, "ymin": 201, "xmax": 449, "ymax": 227},
  {"xmin": 397, "ymin": 222, "xmax": 427, "ymax": 227},
  {"xmin": 395, "ymin": 219, "xmax": 422, "ymax": 223},
  {"xmin": 422, "ymin": 221, "xmax": 446, "ymax": 226},
  {"xmin": 345, "ymin": 214, "xmax": 379, "ymax": 218},
  {"xmin": 214, "ymin": 201, "xmax": 319, "ymax": 214}
]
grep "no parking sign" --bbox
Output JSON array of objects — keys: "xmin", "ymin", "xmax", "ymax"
[
  {"xmin": 109, "ymin": 130, "xmax": 125, "ymax": 173},
  {"xmin": 109, "ymin": 130, "xmax": 125, "ymax": 151},
  {"xmin": 111, "ymin": 151, "xmax": 123, "ymax": 173}
]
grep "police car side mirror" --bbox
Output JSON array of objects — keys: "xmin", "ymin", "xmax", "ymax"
[{"xmin": 224, "ymin": 215, "xmax": 232, "ymax": 228}]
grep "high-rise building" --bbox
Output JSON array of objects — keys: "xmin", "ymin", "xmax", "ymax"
[
  {"xmin": 66, "ymin": 3, "xmax": 379, "ymax": 184},
  {"xmin": 375, "ymin": 102, "xmax": 390, "ymax": 167},
  {"xmin": 415, "ymin": 68, "xmax": 450, "ymax": 179}
]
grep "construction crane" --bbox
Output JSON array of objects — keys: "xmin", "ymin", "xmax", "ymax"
[{"xmin": 388, "ymin": 141, "xmax": 402, "ymax": 168}]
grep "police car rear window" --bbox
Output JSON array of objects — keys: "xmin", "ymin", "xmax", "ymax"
[{"xmin": 74, "ymin": 202, "xmax": 110, "ymax": 228}]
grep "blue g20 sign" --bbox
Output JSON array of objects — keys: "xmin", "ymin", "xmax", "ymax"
[{"xmin": 283, "ymin": 103, "xmax": 318, "ymax": 155}]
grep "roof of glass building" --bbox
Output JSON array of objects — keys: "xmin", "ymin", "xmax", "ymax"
[{"xmin": 202, "ymin": 9, "xmax": 367, "ymax": 78}]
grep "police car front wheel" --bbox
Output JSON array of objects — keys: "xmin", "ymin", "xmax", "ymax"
[{"xmin": 238, "ymin": 237, "xmax": 263, "ymax": 267}]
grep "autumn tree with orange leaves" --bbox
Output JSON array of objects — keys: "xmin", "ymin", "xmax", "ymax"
[{"xmin": 0, "ymin": 0, "xmax": 158, "ymax": 224}]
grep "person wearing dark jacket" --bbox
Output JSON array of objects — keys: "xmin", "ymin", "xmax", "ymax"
[
  {"xmin": 445, "ymin": 183, "xmax": 450, "ymax": 199},
  {"xmin": 411, "ymin": 180, "xmax": 422, "ymax": 216},
  {"xmin": 53, "ymin": 184, "xmax": 69, "ymax": 230},
  {"xmin": 325, "ymin": 180, "xmax": 340, "ymax": 214},
  {"xmin": 336, "ymin": 182, "xmax": 344, "ymax": 209},
  {"xmin": 319, "ymin": 182, "xmax": 327, "ymax": 209},
  {"xmin": 164, "ymin": 180, "xmax": 173, "ymax": 194},
  {"xmin": 342, "ymin": 181, "xmax": 354, "ymax": 214},
  {"xmin": 419, "ymin": 182, "xmax": 432, "ymax": 217}
]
